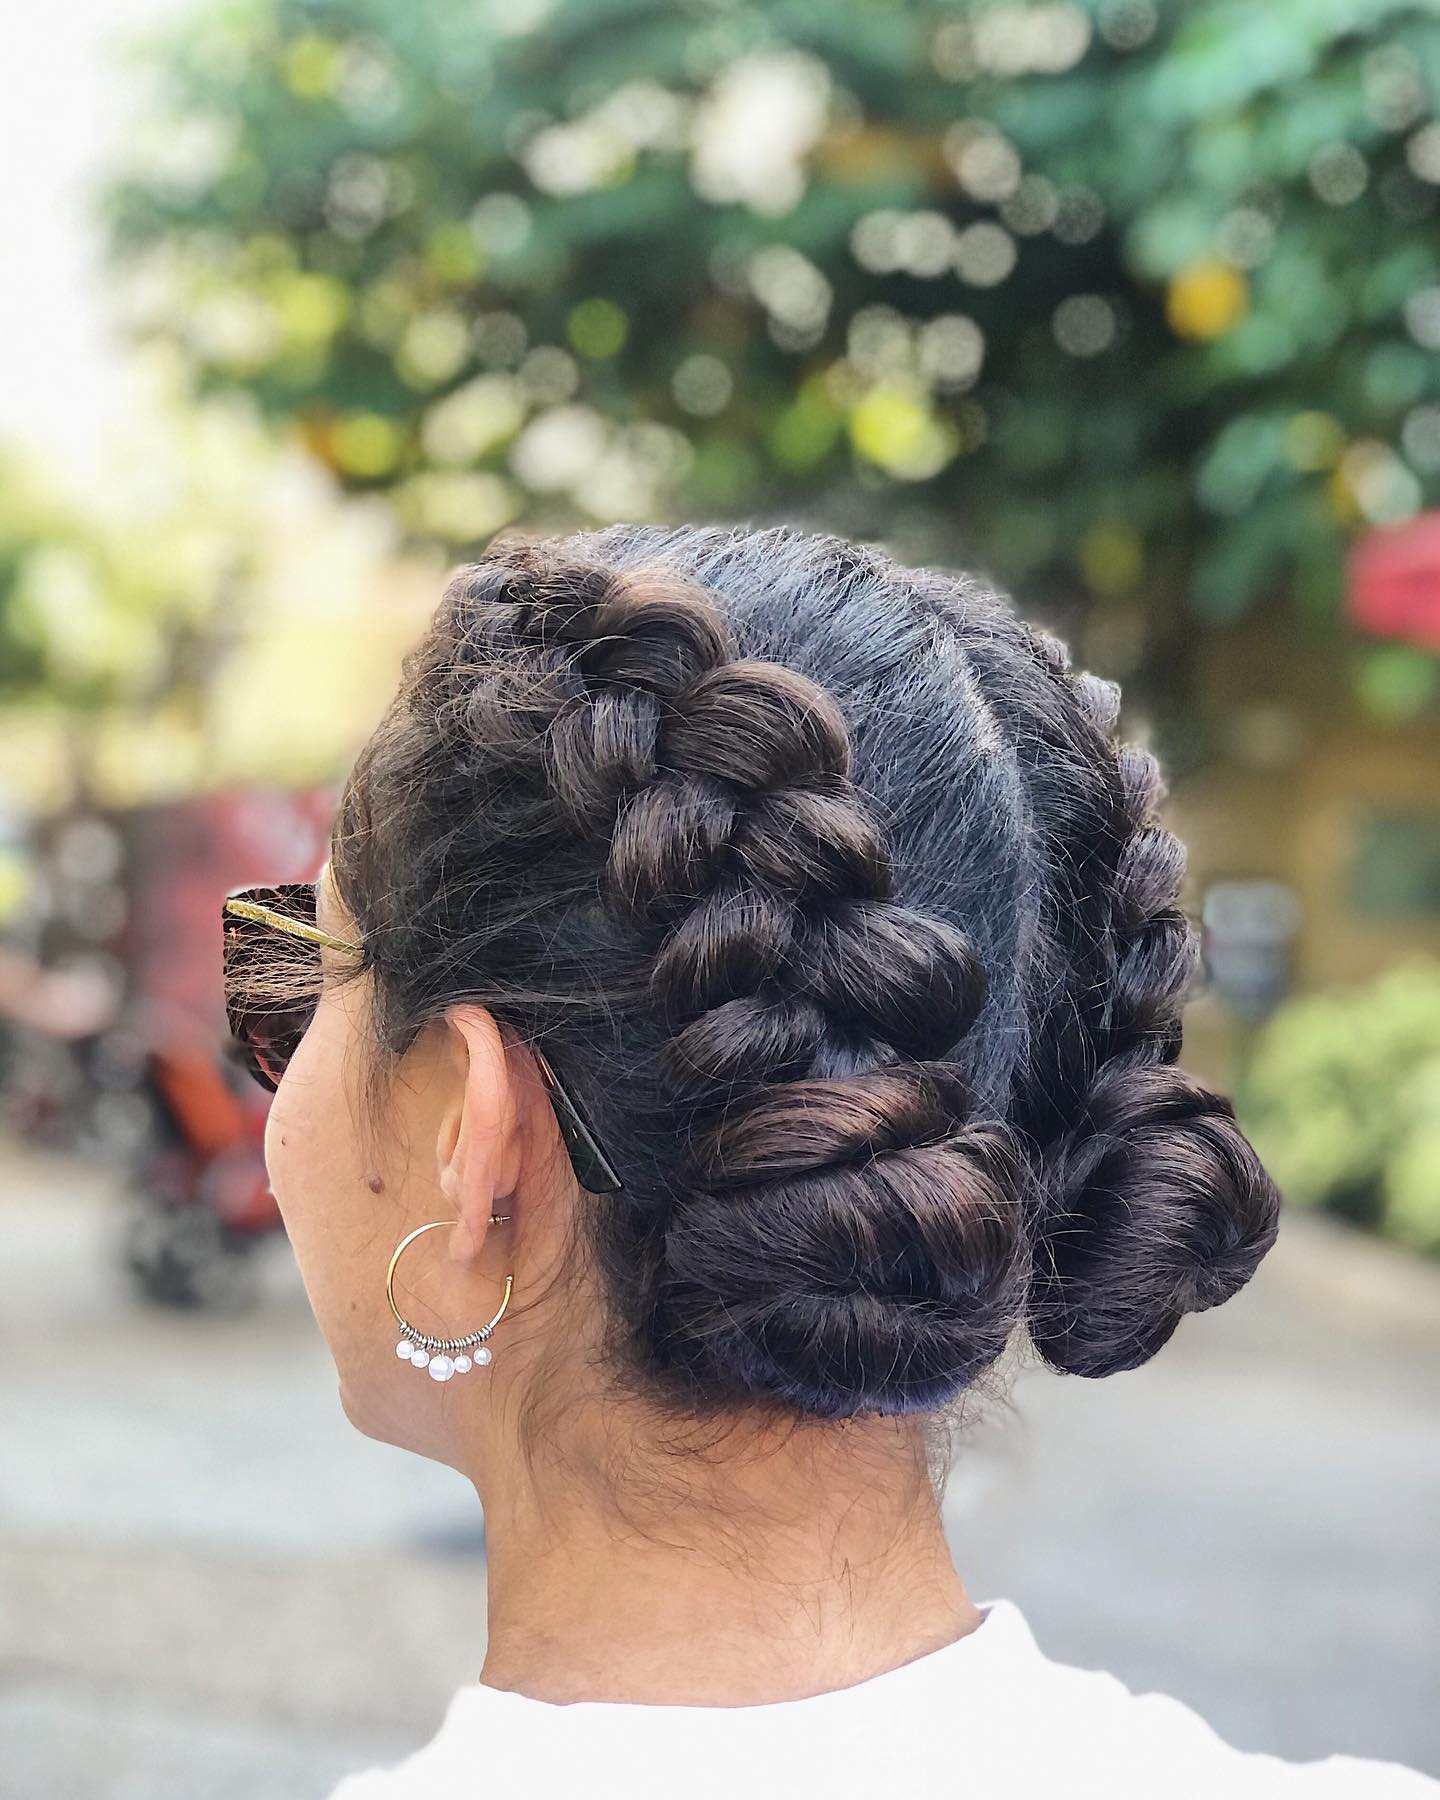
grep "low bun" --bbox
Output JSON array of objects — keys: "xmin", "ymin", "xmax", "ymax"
[
  {"xmin": 1026, "ymin": 1065, "xmax": 1280, "ymax": 1377},
  {"xmin": 1012, "ymin": 640, "xmax": 1282, "ymax": 1378},
  {"xmin": 659, "ymin": 1064, "xmax": 1030, "ymax": 1418}
]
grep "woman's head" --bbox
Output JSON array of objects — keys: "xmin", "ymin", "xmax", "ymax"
[{"xmin": 265, "ymin": 521, "xmax": 1279, "ymax": 1465}]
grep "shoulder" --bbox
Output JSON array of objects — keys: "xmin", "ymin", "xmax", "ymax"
[
  {"xmin": 1111, "ymin": 1685, "xmax": 1438, "ymax": 1797},
  {"xmin": 996, "ymin": 1611, "xmax": 1438, "ymax": 1799},
  {"xmin": 321, "ymin": 1684, "xmax": 490, "ymax": 1800}
]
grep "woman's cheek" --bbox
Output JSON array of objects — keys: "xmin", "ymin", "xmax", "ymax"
[{"xmin": 263, "ymin": 993, "xmax": 358, "ymax": 1239}]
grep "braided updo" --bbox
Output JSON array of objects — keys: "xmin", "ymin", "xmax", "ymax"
[{"xmin": 330, "ymin": 523, "xmax": 1280, "ymax": 1419}]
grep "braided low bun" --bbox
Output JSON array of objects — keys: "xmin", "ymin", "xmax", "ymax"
[
  {"xmin": 1009, "ymin": 630, "xmax": 1282, "ymax": 1378},
  {"xmin": 1025, "ymin": 1065, "xmax": 1280, "ymax": 1377},
  {"xmin": 662, "ymin": 1064, "xmax": 1028, "ymax": 1418}
]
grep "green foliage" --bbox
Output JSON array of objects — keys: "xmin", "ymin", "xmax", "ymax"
[
  {"xmin": 102, "ymin": 0, "xmax": 1440, "ymax": 637},
  {"xmin": 0, "ymin": 455, "xmax": 74, "ymax": 699},
  {"xmin": 1241, "ymin": 959, "xmax": 1440, "ymax": 1253},
  {"xmin": 0, "ymin": 456, "xmax": 190, "ymax": 710},
  {"xmin": 0, "ymin": 435, "xmax": 244, "ymax": 711}
]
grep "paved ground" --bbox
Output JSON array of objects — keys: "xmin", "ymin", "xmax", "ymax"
[{"xmin": 2, "ymin": 1131, "xmax": 1437, "ymax": 1798}]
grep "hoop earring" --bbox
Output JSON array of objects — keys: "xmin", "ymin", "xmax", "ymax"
[{"xmin": 388, "ymin": 1219, "xmax": 514, "ymax": 1382}]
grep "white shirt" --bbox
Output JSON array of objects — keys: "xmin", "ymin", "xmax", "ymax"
[{"xmin": 328, "ymin": 1596, "xmax": 1438, "ymax": 1800}]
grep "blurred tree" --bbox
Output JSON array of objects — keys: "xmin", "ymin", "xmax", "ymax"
[
  {"xmin": 0, "ymin": 446, "xmax": 227, "ymax": 717},
  {"xmin": 103, "ymin": 0, "xmax": 1440, "ymax": 714},
  {"xmin": 0, "ymin": 411, "xmax": 433, "ymax": 804}
]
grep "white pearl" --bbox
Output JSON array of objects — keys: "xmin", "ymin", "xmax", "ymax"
[
  {"xmin": 428, "ymin": 1355, "xmax": 455, "ymax": 1382},
  {"xmin": 396, "ymin": 1339, "xmax": 415, "ymax": 1360},
  {"xmin": 410, "ymin": 1348, "xmax": 430, "ymax": 1368},
  {"xmin": 452, "ymin": 1355, "xmax": 472, "ymax": 1373},
  {"xmin": 474, "ymin": 1346, "xmax": 493, "ymax": 1367}
]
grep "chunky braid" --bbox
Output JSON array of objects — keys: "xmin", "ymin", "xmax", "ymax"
[
  {"xmin": 401, "ymin": 537, "xmax": 1031, "ymax": 1417},
  {"xmin": 1008, "ymin": 629, "xmax": 1281, "ymax": 1377}
]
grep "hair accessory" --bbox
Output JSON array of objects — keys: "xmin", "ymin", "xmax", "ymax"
[{"xmin": 387, "ymin": 1219, "xmax": 513, "ymax": 1381}]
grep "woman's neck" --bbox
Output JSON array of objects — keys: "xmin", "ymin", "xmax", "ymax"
[{"xmin": 473, "ymin": 1409, "xmax": 982, "ymax": 1707}]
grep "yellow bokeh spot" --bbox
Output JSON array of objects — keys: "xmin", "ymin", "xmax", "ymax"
[
  {"xmin": 284, "ymin": 34, "xmax": 339, "ymax": 101},
  {"xmin": 1285, "ymin": 410, "xmax": 1345, "ymax": 472},
  {"xmin": 1166, "ymin": 260, "xmax": 1248, "ymax": 341},
  {"xmin": 359, "ymin": 277, "xmax": 413, "ymax": 350},
  {"xmin": 273, "ymin": 272, "xmax": 350, "ymax": 344},
  {"xmin": 331, "ymin": 413, "xmax": 404, "ymax": 479},
  {"xmin": 398, "ymin": 471, "xmax": 523, "ymax": 544},
  {"xmin": 395, "ymin": 310, "xmax": 471, "ymax": 389},
  {"xmin": 567, "ymin": 298, "xmax": 628, "ymax": 360},
  {"xmin": 770, "ymin": 378, "xmax": 838, "ymax": 475},
  {"xmin": 425, "ymin": 222, "xmax": 485, "ymax": 285},
  {"xmin": 770, "ymin": 390, "xmax": 841, "ymax": 472},
  {"xmin": 1325, "ymin": 462, "xmax": 1361, "ymax": 526},
  {"xmin": 1079, "ymin": 522, "xmax": 1144, "ymax": 596},
  {"xmin": 849, "ymin": 384, "xmax": 957, "ymax": 481},
  {"xmin": 0, "ymin": 852, "xmax": 29, "ymax": 924}
]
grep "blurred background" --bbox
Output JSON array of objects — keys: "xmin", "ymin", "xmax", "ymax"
[{"xmin": 1, "ymin": 2, "xmax": 1437, "ymax": 1795}]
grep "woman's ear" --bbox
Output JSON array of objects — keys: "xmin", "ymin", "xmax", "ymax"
[{"xmin": 436, "ymin": 1005, "xmax": 523, "ymax": 1266}]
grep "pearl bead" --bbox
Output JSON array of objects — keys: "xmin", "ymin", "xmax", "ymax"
[
  {"xmin": 452, "ymin": 1355, "xmax": 472, "ymax": 1374},
  {"xmin": 428, "ymin": 1355, "xmax": 455, "ymax": 1382},
  {"xmin": 474, "ymin": 1346, "xmax": 493, "ymax": 1367},
  {"xmin": 410, "ymin": 1348, "xmax": 430, "ymax": 1368},
  {"xmin": 396, "ymin": 1339, "xmax": 415, "ymax": 1360}
]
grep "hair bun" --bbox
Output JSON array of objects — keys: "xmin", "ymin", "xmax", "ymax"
[
  {"xmin": 656, "ymin": 1063, "xmax": 1030, "ymax": 1418},
  {"xmin": 1026, "ymin": 1064, "xmax": 1281, "ymax": 1378}
]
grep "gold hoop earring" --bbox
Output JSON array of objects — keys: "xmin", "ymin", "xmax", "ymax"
[{"xmin": 387, "ymin": 1219, "xmax": 514, "ymax": 1382}]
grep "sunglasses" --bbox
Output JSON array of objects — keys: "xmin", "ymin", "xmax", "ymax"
[{"xmin": 221, "ymin": 881, "xmax": 624, "ymax": 1194}]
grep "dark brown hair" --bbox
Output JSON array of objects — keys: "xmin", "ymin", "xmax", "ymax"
[{"xmin": 328, "ymin": 522, "xmax": 1280, "ymax": 1420}]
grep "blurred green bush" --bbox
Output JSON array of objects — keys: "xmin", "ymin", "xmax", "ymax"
[{"xmin": 1242, "ymin": 958, "xmax": 1440, "ymax": 1253}]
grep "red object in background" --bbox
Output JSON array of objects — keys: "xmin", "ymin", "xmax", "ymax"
[
  {"xmin": 119, "ymin": 783, "xmax": 340, "ymax": 1228},
  {"xmin": 110, "ymin": 787, "xmax": 338, "ymax": 1302},
  {"xmin": 1346, "ymin": 510, "xmax": 1440, "ymax": 650},
  {"xmin": 118, "ymin": 785, "xmax": 339, "ymax": 1020}
]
